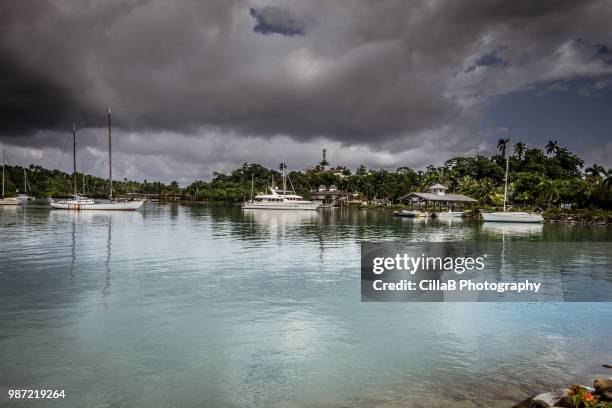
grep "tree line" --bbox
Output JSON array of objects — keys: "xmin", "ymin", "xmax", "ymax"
[
  {"xmin": 186, "ymin": 140, "xmax": 611, "ymax": 209},
  {"xmin": 2, "ymin": 141, "xmax": 611, "ymax": 209}
]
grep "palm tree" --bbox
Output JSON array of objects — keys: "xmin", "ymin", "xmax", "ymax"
[
  {"xmin": 545, "ymin": 140, "xmax": 559, "ymax": 156},
  {"xmin": 537, "ymin": 179, "xmax": 558, "ymax": 208},
  {"xmin": 497, "ymin": 138, "xmax": 509, "ymax": 156},
  {"xmin": 603, "ymin": 169, "xmax": 612, "ymax": 190},
  {"xmin": 514, "ymin": 142, "xmax": 526, "ymax": 160},
  {"xmin": 585, "ymin": 164, "xmax": 605, "ymax": 183}
]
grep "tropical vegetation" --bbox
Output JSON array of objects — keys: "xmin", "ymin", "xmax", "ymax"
[{"xmin": 1, "ymin": 141, "xmax": 611, "ymax": 210}]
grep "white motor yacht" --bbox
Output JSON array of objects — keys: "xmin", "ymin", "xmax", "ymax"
[
  {"xmin": 243, "ymin": 162, "xmax": 320, "ymax": 210},
  {"xmin": 243, "ymin": 188, "xmax": 321, "ymax": 210}
]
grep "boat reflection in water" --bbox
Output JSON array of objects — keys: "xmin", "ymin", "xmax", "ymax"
[
  {"xmin": 243, "ymin": 208, "xmax": 319, "ymax": 228},
  {"xmin": 48, "ymin": 208, "xmax": 144, "ymax": 225},
  {"xmin": 481, "ymin": 221, "xmax": 544, "ymax": 237}
]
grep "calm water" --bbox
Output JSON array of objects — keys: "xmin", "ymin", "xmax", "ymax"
[{"xmin": 1, "ymin": 203, "xmax": 611, "ymax": 408}]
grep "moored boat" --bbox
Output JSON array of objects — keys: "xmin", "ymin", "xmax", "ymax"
[
  {"xmin": 393, "ymin": 210, "xmax": 428, "ymax": 218},
  {"xmin": 481, "ymin": 128, "xmax": 543, "ymax": 223},
  {"xmin": 432, "ymin": 210, "xmax": 465, "ymax": 218},
  {"xmin": 16, "ymin": 167, "xmax": 35, "ymax": 201},
  {"xmin": 242, "ymin": 162, "xmax": 320, "ymax": 210},
  {"xmin": 49, "ymin": 110, "xmax": 143, "ymax": 211},
  {"xmin": 1, "ymin": 150, "xmax": 21, "ymax": 206},
  {"xmin": 50, "ymin": 196, "xmax": 143, "ymax": 210},
  {"xmin": 16, "ymin": 194, "xmax": 34, "ymax": 202},
  {"xmin": 243, "ymin": 188, "xmax": 321, "ymax": 210},
  {"xmin": 481, "ymin": 211, "xmax": 543, "ymax": 223},
  {"xmin": 0, "ymin": 197, "xmax": 21, "ymax": 206}
]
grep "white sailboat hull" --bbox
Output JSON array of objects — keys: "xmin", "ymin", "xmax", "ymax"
[
  {"xmin": 481, "ymin": 212, "xmax": 543, "ymax": 223},
  {"xmin": 242, "ymin": 201, "xmax": 320, "ymax": 210},
  {"xmin": 50, "ymin": 200, "xmax": 144, "ymax": 211},
  {"xmin": 16, "ymin": 194, "xmax": 34, "ymax": 201},
  {"xmin": 0, "ymin": 197, "xmax": 21, "ymax": 206},
  {"xmin": 434, "ymin": 211, "xmax": 465, "ymax": 218}
]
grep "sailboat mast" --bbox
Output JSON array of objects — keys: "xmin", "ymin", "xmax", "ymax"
[
  {"xmin": 23, "ymin": 168, "xmax": 27, "ymax": 193},
  {"xmin": 282, "ymin": 161, "xmax": 286, "ymax": 193},
  {"xmin": 250, "ymin": 173, "xmax": 254, "ymax": 202},
  {"xmin": 2, "ymin": 150, "xmax": 5, "ymax": 198},
  {"xmin": 73, "ymin": 123, "xmax": 77, "ymax": 195},
  {"xmin": 503, "ymin": 127, "xmax": 511, "ymax": 213},
  {"xmin": 108, "ymin": 107, "xmax": 113, "ymax": 200}
]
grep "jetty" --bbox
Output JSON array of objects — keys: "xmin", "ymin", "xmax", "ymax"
[{"xmin": 399, "ymin": 184, "xmax": 476, "ymax": 212}]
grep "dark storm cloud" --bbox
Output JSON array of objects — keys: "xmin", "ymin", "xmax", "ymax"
[
  {"xmin": 465, "ymin": 46, "xmax": 507, "ymax": 73},
  {"xmin": 250, "ymin": 6, "xmax": 305, "ymax": 36},
  {"xmin": 0, "ymin": 53, "xmax": 98, "ymax": 135},
  {"xmin": 596, "ymin": 44, "xmax": 612, "ymax": 64},
  {"xmin": 1, "ymin": 0, "xmax": 612, "ymax": 180}
]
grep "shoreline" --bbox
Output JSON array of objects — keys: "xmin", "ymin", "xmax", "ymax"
[{"xmin": 149, "ymin": 201, "xmax": 612, "ymax": 225}]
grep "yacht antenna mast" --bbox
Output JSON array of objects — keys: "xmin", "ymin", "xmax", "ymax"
[
  {"xmin": 250, "ymin": 173, "xmax": 254, "ymax": 202},
  {"xmin": 503, "ymin": 127, "xmax": 511, "ymax": 213},
  {"xmin": 73, "ymin": 123, "xmax": 77, "ymax": 195},
  {"xmin": 108, "ymin": 107, "xmax": 113, "ymax": 200},
  {"xmin": 2, "ymin": 150, "xmax": 5, "ymax": 198},
  {"xmin": 281, "ymin": 160, "xmax": 287, "ymax": 193}
]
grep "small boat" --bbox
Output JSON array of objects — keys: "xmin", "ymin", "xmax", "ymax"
[
  {"xmin": 481, "ymin": 212, "xmax": 543, "ymax": 223},
  {"xmin": 393, "ymin": 210, "xmax": 428, "ymax": 218},
  {"xmin": 394, "ymin": 210, "xmax": 414, "ymax": 217},
  {"xmin": 481, "ymin": 128, "xmax": 543, "ymax": 223},
  {"xmin": 432, "ymin": 210, "xmax": 465, "ymax": 218},
  {"xmin": 0, "ymin": 150, "xmax": 21, "ymax": 206},
  {"xmin": 50, "ymin": 110, "xmax": 143, "ymax": 211},
  {"xmin": 16, "ymin": 194, "xmax": 34, "ymax": 202},
  {"xmin": 0, "ymin": 197, "xmax": 20, "ymax": 206},
  {"xmin": 16, "ymin": 168, "xmax": 35, "ymax": 201},
  {"xmin": 243, "ymin": 164, "xmax": 320, "ymax": 211}
]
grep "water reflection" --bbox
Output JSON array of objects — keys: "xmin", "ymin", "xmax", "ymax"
[
  {"xmin": 481, "ymin": 222, "xmax": 544, "ymax": 237},
  {"xmin": 70, "ymin": 218, "xmax": 76, "ymax": 280},
  {"xmin": 103, "ymin": 217, "xmax": 111, "ymax": 308},
  {"xmin": 243, "ymin": 208, "xmax": 319, "ymax": 227},
  {"xmin": 1, "ymin": 204, "xmax": 611, "ymax": 408}
]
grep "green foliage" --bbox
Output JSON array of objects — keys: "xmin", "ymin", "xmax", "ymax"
[
  {"xmin": 2, "ymin": 142, "xmax": 610, "ymax": 209},
  {"xmin": 2, "ymin": 164, "xmax": 150, "ymax": 198}
]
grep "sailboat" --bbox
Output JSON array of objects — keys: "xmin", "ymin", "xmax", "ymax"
[
  {"xmin": 16, "ymin": 167, "xmax": 35, "ymax": 201},
  {"xmin": 0, "ymin": 150, "xmax": 21, "ymax": 206},
  {"xmin": 481, "ymin": 128, "xmax": 543, "ymax": 223},
  {"xmin": 49, "ymin": 109, "xmax": 144, "ymax": 211},
  {"xmin": 242, "ymin": 162, "xmax": 321, "ymax": 210}
]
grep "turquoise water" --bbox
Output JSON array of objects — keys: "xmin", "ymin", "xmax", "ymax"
[{"xmin": 1, "ymin": 203, "xmax": 611, "ymax": 407}]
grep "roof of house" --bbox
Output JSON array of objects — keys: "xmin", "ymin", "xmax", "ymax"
[
  {"xmin": 429, "ymin": 183, "xmax": 447, "ymax": 190},
  {"xmin": 310, "ymin": 189, "xmax": 357, "ymax": 196},
  {"xmin": 400, "ymin": 192, "xmax": 477, "ymax": 202}
]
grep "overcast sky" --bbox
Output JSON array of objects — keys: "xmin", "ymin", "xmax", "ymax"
[{"xmin": 1, "ymin": 0, "xmax": 611, "ymax": 184}]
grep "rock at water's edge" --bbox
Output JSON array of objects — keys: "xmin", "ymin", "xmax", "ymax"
[
  {"xmin": 594, "ymin": 378, "xmax": 612, "ymax": 393},
  {"xmin": 530, "ymin": 388, "xmax": 568, "ymax": 408}
]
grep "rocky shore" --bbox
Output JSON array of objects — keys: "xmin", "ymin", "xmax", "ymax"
[
  {"xmin": 513, "ymin": 377, "xmax": 612, "ymax": 408},
  {"xmin": 543, "ymin": 209, "xmax": 612, "ymax": 225}
]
